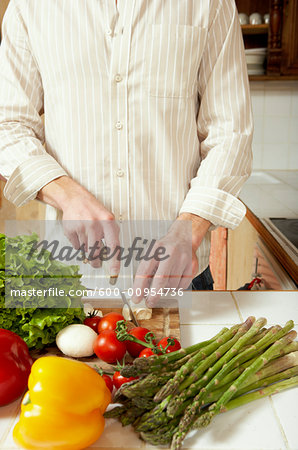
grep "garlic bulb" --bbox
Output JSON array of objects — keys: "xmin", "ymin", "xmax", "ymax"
[
  {"xmin": 84, "ymin": 303, "xmax": 103, "ymax": 317},
  {"xmin": 122, "ymin": 304, "xmax": 152, "ymax": 321}
]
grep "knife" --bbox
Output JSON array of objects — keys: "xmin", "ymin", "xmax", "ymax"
[{"xmin": 120, "ymin": 291, "xmax": 140, "ymax": 327}]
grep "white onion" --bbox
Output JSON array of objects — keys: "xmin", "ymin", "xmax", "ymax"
[{"xmin": 56, "ymin": 324, "xmax": 97, "ymax": 358}]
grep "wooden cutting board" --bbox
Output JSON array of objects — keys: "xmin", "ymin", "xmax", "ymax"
[{"xmin": 31, "ymin": 298, "xmax": 180, "ymax": 369}]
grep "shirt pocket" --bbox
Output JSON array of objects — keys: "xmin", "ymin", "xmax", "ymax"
[{"xmin": 145, "ymin": 24, "xmax": 207, "ymax": 99}]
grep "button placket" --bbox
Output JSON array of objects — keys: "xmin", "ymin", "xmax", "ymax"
[
  {"xmin": 109, "ymin": 1, "xmax": 136, "ymax": 224},
  {"xmin": 116, "ymin": 169, "xmax": 124, "ymax": 177},
  {"xmin": 114, "ymin": 74, "xmax": 123, "ymax": 83},
  {"xmin": 110, "ymin": 30, "xmax": 127, "ymax": 224},
  {"xmin": 115, "ymin": 120, "xmax": 123, "ymax": 130}
]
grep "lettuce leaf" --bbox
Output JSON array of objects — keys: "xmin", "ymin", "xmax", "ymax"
[{"xmin": 0, "ymin": 233, "xmax": 85, "ymax": 349}]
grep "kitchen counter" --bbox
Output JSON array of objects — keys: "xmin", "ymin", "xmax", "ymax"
[
  {"xmin": 1, "ymin": 291, "xmax": 298, "ymax": 450},
  {"xmin": 238, "ymin": 170, "xmax": 298, "ymax": 285},
  {"xmin": 240, "ymin": 170, "xmax": 298, "ymax": 219}
]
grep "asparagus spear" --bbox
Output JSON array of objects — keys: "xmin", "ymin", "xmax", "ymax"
[
  {"xmin": 121, "ymin": 327, "xmax": 231, "ymax": 377},
  {"xmin": 137, "ymin": 319, "xmax": 268, "ymax": 430},
  {"xmin": 131, "ymin": 396, "xmax": 157, "ymax": 410},
  {"xmin": 134, "ymin": 396, "xmax": 172, "ymax": 431},
  {"xmin": 168, "ymin": 367, "xmax": 298, "ymax": 449},
  {"xmin": 105, "ymin": 319, "xmax": 297, "ymax": 450},
  {"xmin": 211, "ymin": 331, "xmax": 297, "ymax": 410},
  {"xmin": 120, "ymin": 406, "xmax": 147, "ymax": 426},
  {"xmin": 246, "ymin": 327, "xmax": 267, "ymax": 345},
  {"xmin": 180, "ymin": 317, "xmax": 266, "ymax": 392},
  {"xmin": 166, "ymin": 353, "xmax": 261, "ymax": 417},
  {"xmin": 167, "ymin": 323, "xmax": 281, "ymax": 418},
  {"xmin": 154, "ymin": 318, "xmax": 254, "ymax": 402},
  {"xmin": 195, "ymin": 331, "xmax": 297, "ymax": 428},
  {"xmin": 104, "ymin": 401, "xmax": 133, "ymax": 418},
  {"xmin": 120, "ymin": 371, "xmax": 175, "ymax": 398},
  {"xmin": 113, "ymin": 378, "xmax": 141, "ymax": 402},
  {"xmin": 198, "ymin": 322, "xmax": 293, "ymax": 408},
  {"xmin": 171, "ymin": 369, "xmax": 298, "ymax": 450},
  {"xmin": 140, "ymin": 417, "xmax": 180, "ymax": 446},
  {"xmin": 177, "ymin": 327, "xmax": 296, "ymax": 437},
  {"xmin": 167, "ymin": 345, "xmax": 296, "ymax": 418},
  {"xmin": 244, "ymin": 351, "xmax": 298, "ymax": 385},
  {"xmin": 205, "ymin": 364, "xmax": 298, "ymax": 405},
  {"xmin": 171, "ymin": 376, "xmax": 298, "ymax": 450},
  {"xmin": 167, "ymin": 333, "xmax": 296, "ymax": 418},
  {"xmin": 193, "ymin": 375, "xmax": 298, "ymax": 429}
]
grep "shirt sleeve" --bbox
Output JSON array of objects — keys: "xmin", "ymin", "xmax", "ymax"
[
  {"xmin": 179, "ymin": 0, "xmax": 253, "ymax": 229},
  {"xmin": 0, "ymin": 1, "xmax": 67, "ymax": 207}
]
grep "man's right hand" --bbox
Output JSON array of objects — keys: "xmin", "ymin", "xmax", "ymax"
[{"xmin": 37, "ymin": 176, "xmax": 120, "ymax": 277}]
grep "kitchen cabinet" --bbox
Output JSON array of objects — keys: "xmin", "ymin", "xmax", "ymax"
[
  {"xmin": 0, "ymin": 181, "xmax": 45, "ymax": 235},
  {"xmin": 236, "ymin": 0, "xmax": 298, "ymax": 79},
  {"xmin": 227, "ymin": 214, "xmax": 297, "ymax": 290},
  {"xmin": 227, "ymin": 215, "xmax": 259, "ymax": 290},
  {"xmin": 210, "ymin": 228, "xmax": 227, "ymax": 290},
  {"xmin": 281, "ymin": 0, "xmax": 298, "ymax": 75},
  {"xmin": 0, "ymin": 0, "xmax": 9, "ymax": 40}
]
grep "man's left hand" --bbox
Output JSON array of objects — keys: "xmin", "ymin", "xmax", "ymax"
[{"xmin": 131, "ymin": 213, "xmax": 211, "ymax": 307}]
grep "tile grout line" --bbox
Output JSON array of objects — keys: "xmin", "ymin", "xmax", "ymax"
[
  {"xmin": 230, "ymin": 292, "xmax": 244, "ymax": 321},
  {"xmin": 268, "ymin": 396, "xmax": 290, "ymax": 450},
  {"xmin": 180, "ymin": 323, "xmax": 240, "ymax": 326}
]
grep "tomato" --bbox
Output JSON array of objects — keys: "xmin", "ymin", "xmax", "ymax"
[
  {"xmin": 83, "ymin": 314, "xmax": 101, "ymax": 333},
  {"xmin": 93, "ymin": 330, "xmax": 126, "ymax": 364},
  {"xmin": 97, "ymin": 312, "xmax": 125, "ymax": 333},
  {"xmin": 125, "ymin": 327, "xmax": 154, "ymax": 357},
  {"xmin": 112, "ymin": 371, "xmax": 138, "ymax": 390},
  {"xmin": 158, "ymin": 337, "xmax": 181, "ymax": 353},
  {"xmin": 102, "ymin": 374, "xmax": 114, "ymax": 393},
  {"xmin": 139, "ymin": 348, "xmax": 155, "ymax": 358}
]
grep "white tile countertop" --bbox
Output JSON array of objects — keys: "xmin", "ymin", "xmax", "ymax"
[
  {"xmin": 240, "ymin": 170, "xmax": 298, "ymax": 219},
  {"xmin": 0, "ymin": 291, "xmax": 298, "ymax": 450}
]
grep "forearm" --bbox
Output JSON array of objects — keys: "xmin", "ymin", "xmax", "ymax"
[
  {"xmin": 177, "ymin": 213, "xmax": 211, "ymax": 251},
  {"xmin": 37, "ymin": 175, "xmax": 115, "ymax": 225},
  {"xmin": 37, "ymin": 176, "xmax": 91, "ymax": 211}
]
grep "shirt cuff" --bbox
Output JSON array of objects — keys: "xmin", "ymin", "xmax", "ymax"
[
  {"xmin": 179, "ymin": 186, "xmax": 246, "ymax": 229},
  {"xmin": 4, "ymin": 154, "xmax": 68, "ymax": 207}
]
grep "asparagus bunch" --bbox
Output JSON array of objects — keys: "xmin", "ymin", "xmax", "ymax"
[{"xmin": 104, "ymin": 318, "xmax": 298, "ymax": 449}]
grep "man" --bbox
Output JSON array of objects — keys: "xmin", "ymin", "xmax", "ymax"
[{"xmin": 0, "ymin": 0, "xmax": 252, "ymax": 305}]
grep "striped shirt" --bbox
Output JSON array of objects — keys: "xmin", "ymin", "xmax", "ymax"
[{"xmin": 0, "ymin": 0, "xmax": 253, "ymax": 276}]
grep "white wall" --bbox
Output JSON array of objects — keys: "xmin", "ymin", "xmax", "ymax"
[{"xmin": 250, "ymin": 81, "xmax": 298, "ymax": 170}]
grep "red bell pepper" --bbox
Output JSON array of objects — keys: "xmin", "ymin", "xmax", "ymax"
[{"xmin": 0, "ymin": 329, "xmax": 33, "ymax": 406}]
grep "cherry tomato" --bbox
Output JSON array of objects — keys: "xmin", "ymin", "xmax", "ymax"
[
  {"xmin": 139, "ymin": 348, "xmax": 155, "ymax": 358},
  {"xmin": 102, "ymin": 374, "xmax": 113, "ymax": 393},
  {"xmin": 93, "ymin": 330, "xmax": 126, "ymax": 364},
  {"xmin": 97, "ymin": 312, "xmax": 125, "ymax": 333},
  {"xmin": 125, "ymin": 327, "xmax": 154, "ymax": 357},
  {"xmin": 112, "ymin": 371, "xmax": 138, "ymax": 390},
  {"xmin": 83, "ymin": 314, "xmax": 101, "ymax": 333},
  {"xmin": 158, "ymin": 337, "xmax": 181, "ymax": 353}
]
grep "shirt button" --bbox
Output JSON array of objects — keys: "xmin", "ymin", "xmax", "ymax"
[
  {"xmin": 116, "ymin": 168, "xmax": 124, "ymax": 177},
  {"xmin": 106, "ymin": 28, "xmax": 112, "ymax": 36},
  {"xmin": 114, "ymin": 74, "xmax": 123, "ymax": 83},
  {"xmin": 119, "ymin": 215, "xmax": 123, "ymax": 222},
  {"xmin": 115, "ymin": 121, "xmax": 123, "ymax": 130}
]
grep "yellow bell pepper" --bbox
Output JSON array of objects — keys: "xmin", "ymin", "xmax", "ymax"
[{"xmin": 13, "ymin": 356, "xmax": 111, "ymax": 450}]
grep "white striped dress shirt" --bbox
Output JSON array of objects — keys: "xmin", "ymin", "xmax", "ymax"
[{"xmin": 0, "ymin": 0, "xmax": 253, "ymax": 276}]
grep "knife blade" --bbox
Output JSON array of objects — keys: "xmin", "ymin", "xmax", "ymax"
[{"xmin": 120, "ymin": 291, "xmax": 140, "ymax": 327}]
